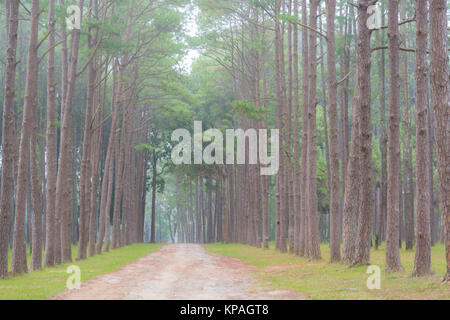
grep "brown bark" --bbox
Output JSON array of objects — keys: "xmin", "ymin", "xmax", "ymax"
[
  {"xmin": 298, "ymin": 0, "xmax": 309, "ymax": 257},
  {"xmin": 222, "ymin": 167, "xmax": 229, "ymax": 244},
  {"xmin": 292, "ymin": 0, "xmax": 300, "ymax": 255},
  {"xmin": 89, "ymin": 56, "xmax": 102, "ymax": 256},
  {"xmin": 195, "ymin": 176, "xmax": 201, "ymax": 243},
  {"xmin": 56, "ymin": 0, "xmax": 84, "ymax": 263},
  {"xmin": 326, "ymin": 0, "xmax": 341, "ymax": 262},
  {"xmin": 287, "ymin": 0, "xmax": 295, "ymax": 254},
  {"xmin": 412, "ymin": 0, "xmax": 432, "ymax": 276},
  {"xmin": 228, "ymin": 164, "xmax": 235, "ymax": 243},
  {"xmin": 0, "ymin": 0, "xmax": 19, "ymax": 278},
  {"xmin": 401, "ymin": 55, "xmax": 414, "ymax": 251},
  {"xmin": 98, "ymin": 61, "xmax": 120, "ymax": 253},
  {"xmin": 11, "ymin": 0, "xmax": 40, "ymax": 275},
  {"xmin": 341, "ymin": 70, "xmax": 360, "ymax": 264},
  {"xmin": 340, "ymin": 8, "xmax": 351, "ymax": 231},
  {"xmin": 376, "ymin": 10, "xmax": 387, "ymax": 247},
  {"xmin": 150, "ymin": 149, "xmax": 157, "ymax": 243},
  {"xmin": 54, "ymin": 0, "xmax": 68, "ymax": 265},
  {"xmin": 306, "ymin": 0, "xmax": 321, "ymax": 260},
  {"xmin": 206, "ymin": 178, "xmax": 213, "ymax": 243},
  {"xmin": 274, "ymin": 0, "xmax": 288, "ymax": 253},
  {"xmin": 30, "ymin": 100, "xmax": 43, "ymax": 271},
  {"xmin": 43, "ymin": 0, "xmax": 57, "ymax": 267},
  {"xmin": 429, "ymin": 0, "xmax": 449, "ymax": 282},
  {"xmin": 352, "ymin": 0, "xmax": 374, "ymax": 266},
  {"xmin": 385, "ymin": 0, "xmax": 403, "ymax": 271},
  {"xmin": 77, "ymin": 42, "xmax": 96, "ymax": 260}
]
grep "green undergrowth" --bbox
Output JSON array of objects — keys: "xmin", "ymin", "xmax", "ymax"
[
  {"xmin": 1, "ymin": 243, "xmax": 164, "ymax": 300},
  {"xmin": 204, "ymin": 242, "xmax": 449, "ymax": 299}
]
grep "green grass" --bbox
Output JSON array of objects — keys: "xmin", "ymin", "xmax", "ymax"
[
  {"xmin": 0, "ymin": 243, "xmax": 164, "ymax": 300},
  {"xmin": 204, "ymin": 242, "xmax": 450, "ymax": 300}
]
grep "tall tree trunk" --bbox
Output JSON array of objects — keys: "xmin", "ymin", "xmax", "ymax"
[
  {"xmin": 222, "ymin": 167, "xmax": 229, "ymax": 244},
  {"xmin": 352, "ymin": 0, "xmax": 374, "ymax": 266},
  {"xmin": 56, "ymin": 0, "xmax": 83, "ymax": 263},
  {"xmin": 401, "ymin": 57, "xmax": 414, "ymax": 250},
  {"xmin": 0, "ymin": 0, "xmax": 19, "ymax": 278},
  {"xmin": 228, "ymin": 164, "xmax": 235, "ymax": 242},
  {"xmin": 150, "ymin": 149, "xmax": 157, "ymax": 243},
  {"xmin": 206, "ymin": 179, "xmax": 213, "ymax": 243},
  {"xmin": 30, "ymin": 105, "xmax": 43, "ymax": 271},
  {"xmin": 376, "ymin": 9, "xmax": 387, "ymax": 247},
  {"xmin": 188, "ymin": 182, "xmax": 194, "ymax": 243},
  {"xmin": 298, "ymin": 0, "xmax": 309, "ymax": 257},
  {"xmin": 326, "ymin": 0, "xmax": 340, "ymax": 262},
  {"xmin": 412, "ymin": 0, "xmax": 433, "ymax": 276},
  {"xmin": 287, "ymin": 0, "xmax": 295, "ymax": 254},
  {"xmin": 341, "ymin": 70, "xmax": 360, "ymax": 264},
  {"xmin": 339, "ymin": 7, "xmax": 351, "ymax": 242},
  {"xmin": 89, "ymin": 55, "xmax": 102, "ymax": 256},
  {"xmin": 305, "ymin": 0, "xmax": 321, "ymax": 260},
  {"xmin": 292, "ymin": 0, "xmax": 300, "ymax": 255},
  {"xmin": 385, "ymin": 0, "xmax": 403, "ymax": 271},
  {"xmin": 43, "ymin": 0, "xmax": 57, "ymax": 267},
  {"xmin": 11, "ymin": 0, "xmax": 40, "ymax": 275},
  {"xmin": 77, "ymin": 44, "xmax": 96, "ymax": 260},
  {"xmin": 195, "ymin": 176, "xmax": 201, "ymax": 243},
  {"xmin": 96, "ymin": 61, "xmax": 118, "ymax": 253},
  {"xmin": 429, "ymin": 0, "xmax": 449, "ymax": 282}
]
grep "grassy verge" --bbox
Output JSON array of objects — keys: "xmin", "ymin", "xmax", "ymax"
[
  {"xmin": 0, "ymin": 243, "xmax": 164, "ymax": 300},
  {"xmin": 204, "ymin": 242, "xmax": 449, "ymax": 299}
]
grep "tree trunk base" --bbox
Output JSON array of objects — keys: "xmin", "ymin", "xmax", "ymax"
[
  {"xmin": 443, "ymin": 273, "xmax": 450, "ymax": 283},
  {"xmin": 385, "ymin": 265, "xmax": 404, "ymax": 273},
  {"xmin": 411, "ymin": 268, "xmax": 433, "ymax": 277}
]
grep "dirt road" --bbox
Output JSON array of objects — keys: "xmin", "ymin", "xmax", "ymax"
[{"xmin": 51, "ymin": 244, "xmax": 305, "ymax": 300}]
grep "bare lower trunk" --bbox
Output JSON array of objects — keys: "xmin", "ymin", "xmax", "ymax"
[
  {"xmin": 0, "ymin": 0, "xmax": 19, "ymax": 278},
  {"xmin": 56, "ymin": 0, "xmax": 83, "ymax": 263},
  {"xmin": 385, "ymin": 0, "xmax": 403, "ymax": 272},
  {"xmin": 341, "ymin": 71, "xmax": 360, "ymax": 264},
  {"xmin": 352, "ymin": 0, "xmax": 374, "ymax": 266},
  {"xmin": 150, "ymin": 150, "xmax": 157, "ymax": 243},
  {"xmin": 306, "ymin": 0, "xmax": 321, "ymax": 260},
  {"xmin": 298, "ymin": 0, "xmax": 309, "ymax": 257},
  {"xmin": 429, "ymin": 0, "xmax": 449, "ymax": 282},
  {"xmin": 44, "ymin": 0, "xmax": 57, "ymax": 268},
  {"xmin": 11, "ymin": 0, "xmax": 40, "ymax": 275},
  {"xmin": 326, "ymin": 0, "xmax": 340, "ymax": 262},
  {"xmin": 412, "ymin": 0, "xmax": 432, "ymax": 277},
  {"xmin": 30, "ymin": 111, "xmax": 43, "ymax": 271}
]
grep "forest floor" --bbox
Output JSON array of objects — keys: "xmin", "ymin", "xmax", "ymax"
[
  {"xmin": 51, "ymin": 244, "xmax": 305, "ymax": 300},
  {"xmin": 204, "ymin": 243, "xmax": 450, "ymax": 299},
  {"xmin": 0, "ymin": 243, "xmax": 163, "ymax": 299}
]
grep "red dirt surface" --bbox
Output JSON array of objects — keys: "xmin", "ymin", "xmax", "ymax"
[{"xmin": 50, "ymin": 244, "xmax": 306, "ymax": 300}]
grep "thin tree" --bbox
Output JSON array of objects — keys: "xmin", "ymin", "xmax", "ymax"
[
  {"xmin": 0, "ymin": 0, "xmax": 19, "ymax": 278},
  {"xmin": 325, "ymin": 0, "xmax": 340, "ymax": 262},
  {"xmin": 305, "ymin": 0, "xmax": 321, "ymax": 260},
  {"xmin": 429, "ymin": 0, "xmax": 449, "ymax": 282},
  {"xmin": 341, "ymin": 70, "xmax": 360, "ymax": 264},
  {"xmin": 352, "ymin": 0, "xmax": 374, "ymax": 266},
  {"xmin": 385, "ymin": 0, "xmax": 403, "ymax": 272},
  {"xmin": 11, "ymin": 0, "xmax": 40, "ymax": 275},
  {"xmin": 56, "ymin": 0, "xmax": 84, "ymax": 263},
  {"xmin": 298, "ymin": 0, "xmax": 309, "ymax": 257},
  {"xmin": 43, "ymin": 0, "xmax": 58, "ymax": 267},
  {"xmin": 412, "ymin": 0, "xmax": 432, "ymax": 277}
]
